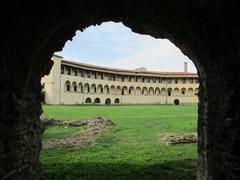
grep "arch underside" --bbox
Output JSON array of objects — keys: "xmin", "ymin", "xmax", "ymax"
[{"xmin": 1, "ymin": 1, "xmax": 240, "ymax": 179}]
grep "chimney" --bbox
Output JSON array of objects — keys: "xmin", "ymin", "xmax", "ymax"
[{"xmin": 184, "ymin": 62, "xmax": 188, "ymax": 73}]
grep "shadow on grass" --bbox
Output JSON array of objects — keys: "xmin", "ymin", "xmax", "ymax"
[{"xmin": 43, "ymin": 159, "xmax": 196, "ymax": 180}]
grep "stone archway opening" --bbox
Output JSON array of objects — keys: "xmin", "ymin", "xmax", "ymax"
[
  {"xmin": 1, "ymin": 2, "xmax": 239, "ymax": 180},
  {"xmin": 40, "ymin": 21, "xmax": 199, "ymax": 179},
  {"xmin": 174, "ymin": 99, "xmax": 180, "ymax": 105},
  {"xmin": 105, "ymin": 98, "xmax": 111, "ymax": 105}
]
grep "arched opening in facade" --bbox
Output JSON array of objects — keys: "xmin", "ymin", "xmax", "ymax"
[
  {"xmin": 94, "ymin": 98, "xmax": 100, "ymax": 104},
  {"xmin": 97, "ymin": 84, "xmax": 103, "ymax": 94},
  {"xmin": 135, "ymin": 87, "xmax": 141, "ymax": 95},
  {"xmin": 174, "ymin": 88, "xmax": 180, "ymax": 96},
  {"xmin": 2, "ymin": 2, "xmax": 239, "ymax": 180},
  {"xmin": 105, "ymin": 98, "xmax": 111, "ymax": 105},
  {"xmin": 149, "ymin": 87, "xmax": 154, "ymax": 96},
  {"xmin": 116, "ymin": 86, "xmax": 121, "ymax": 95},
  {"xmin": 65, "ymin": 81, "xmax": 71, "ymax": 92},
  {"xmin": 110, "ymin": 85, "xmax": 115, "ymax": 95},
  {"xmin": 78, "ymin": 82, "xmax": 83, "ymax": 93},
  {"xmin": 72, "ymin": 81, "xmax": 77, "ymax": 92},
  {"xmin": 114, "ymin": 98, "xmax": 120, "ymax": 104},
  {"xmin": 167, "ymin": 88, "xmax": 172, "ymax": 96},
  {"xmin": 181, "ymin": 88, "xmax": 186, "ymax": 96},
  {"xmin": 91, "ymin": 84, "xmax": 97, "ymax": 93},
  {"xmin": 155, "ymin": 88, "xmax": 160, "ymax": 96},
  {"xmin": 129, "ymin": 86, "xmax": 135, "ymax": 95},
  {"xmin": 85, "ymin": 98, "xmax": 91, "ymax": 104},
  {"xmin": 174, "ymin": 99, "xmax": 180, "ymax": 105},
  {"xmin": 84, "ymin": 83, "xmax": 90, "ymax": 93}
]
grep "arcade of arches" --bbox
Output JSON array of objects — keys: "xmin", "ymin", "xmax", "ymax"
[
  {"xmin": 1, "ymin": 1, "xmax": 240, "ymax": 180},
  {"xmin": 42, "ymin": 55, "xmax": 199, "ymax": 105}
]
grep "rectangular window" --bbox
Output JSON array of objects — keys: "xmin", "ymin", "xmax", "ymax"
[
  {"xmin": 67, "ymin": 68, "xmax": 71, "ymax": 75},
  {"xmin": 61, "ymin": 65, "xmax": 64, "ymax": 74},
  {"xmin": 74, "ymin": 69, "xmax": 77, "ymax": 76}
]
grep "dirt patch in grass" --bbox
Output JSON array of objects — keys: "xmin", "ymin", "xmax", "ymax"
[{"xmin": 42, "ymin": 116, "xmax": 115, "ymax": 149}]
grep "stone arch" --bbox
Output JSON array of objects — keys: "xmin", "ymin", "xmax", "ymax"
[
  {"xmin": 155, "ymin": 87, "xmax": 160, "ymax": 96},
  {"xmin": 110, "ymin": 85, "xmax": 115, "ymax": 95},
  {"xmin": 97, "ymin": 84, "xmax": 103, "ymax": 94},
  {"xmin": 91, "ymin": 84, "xmax": 97, "ymax": 93},
  {"xmin": 104, "ymin": 85, "xmax": 110, "ymax": 94},
  {"xmin": 114, "ymin": 98, "xmax": 120, "ymax": 104},
  {"xmin": 135, "ymin": 86, "xmax": 141, "ymax": 95},
  {"xmin": 174, "ymin": 99, "xmax": 180, "ymax": 105},
  {"xmin": 78, "ymin": 82, "xmax": 83, "ymax": 93},
  {"xmin": 64, "ymin": 80, "xmax": 71, "ymax": 92},
  {"xmin": 174, "ymin": 88, "xmax": 180, "ymax": 96},
  {"xmin": 161, "ymin": 88, "xmax": 167, "ymax": 96},
  {"xmin": 122, "ymin": 86, "xmax": 128, "ymax": 95},
  {"xmin": 129, "ymin": 86, "xmax": 135, "ymax": 95},
  {"xmin": 72, "ymin": 81, "xmax": 77, "ymax": 92},
  {"xmin": 116, "ymin": 86, "xmax": 121, "ymax": 95},
  {"xmin": 94, "ymin": 98, "xmax": 100, "ymax": 104},
  {"xmin": 167, "ymin": 88, "xmax": 172, "ymax": 96},
  {"xmin": 181, "ymin": 88, "xmax": 186, "ymax": 96},
  {"xmin": 105, "ymin": 98, "xmax": 111, "ymax": 105},
  {"xmin": 84, "ymin": 83, "xmax": 90, "ymax": 93},
  {"xmin": 142, "ymin": 87, "xmax": 148, "ymax": 95},
  {"xmin": 85, "ymin": 98, "xmax": 91, "ymax": 104},
  {"xmin": 3, "ymin": 2, "xmax": 239, "ymax": 179},
  {"xmin": 149, "ymin": 87, "xmax": 154, "ymax": 96},
  {"xmin": 188, "ymin": 88, "xmax": 194, "ymax": 96}
]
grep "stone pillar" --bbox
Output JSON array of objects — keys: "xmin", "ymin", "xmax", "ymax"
[
  {"xmin": 0, "ymin": 54, "xmax": 53, "ymax": 179},
  {"xmin": 197, "ymin": 53, "xmax": 240, "ymax": 179}
]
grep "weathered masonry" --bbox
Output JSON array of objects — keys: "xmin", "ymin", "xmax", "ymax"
[
  {"xmin": 1, "ymin": 1, "xmax": 240, "ymax": 180},
  {"xmin": 42, "ymin": 55, "xmax": 198, "ymax": 105}
]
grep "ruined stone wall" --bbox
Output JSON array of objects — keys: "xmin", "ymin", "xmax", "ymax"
[{"xmin": 0, "ymin": 1, "xmax": 240, "ymax": 179}]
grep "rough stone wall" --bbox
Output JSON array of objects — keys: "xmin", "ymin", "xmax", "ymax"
[{"xmin": 0, "ymin": 0, "xmax": 240, "ymax": 179}]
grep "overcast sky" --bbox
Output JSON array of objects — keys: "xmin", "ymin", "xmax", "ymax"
[{"xmin": 56, "ymin": 22, "xmax": 197, "ymax": 73}]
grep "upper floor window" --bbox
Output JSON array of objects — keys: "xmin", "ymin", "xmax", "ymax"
[
  {"xmin": 128, "ymin": 77, "xmax": 131, "ymax": 82},
  {"xmin": 67, "ymin": 68, "xmax": 71, "ymax": 75},
  {"xmin": 167, "ymin": 79, "xmax": 172, "ymax": 84},
  {"xmin": 101, "ymin": 74, "xmax": 104, "ymax": 80},
  {"xmin": 80, "ymin": 71, "xmax": 84, "ymax": 77},
  {"xmin": 142, "ymin": 78, "xmax": 145, "ymax": 83},
  {"xmin": 190, "ymin": 79, "xmax": 194, "ymax": 84},
  {"xmin": 175, "ymin": 80, "xmax": 178, "ymax": 84},
  {"xmin": 122, "ymin": 76, "xmax": 125, "ymax": 82},
  {"xmin": 87, "ymin": 72, "xmax": 91, "ymax": 78},
  {"xmin": 182, "ymin": 79, "xmax": 186, "ymax": 84},
  {"xmin": 74, "ymin": 69, "xmax": 77, "ymax": 76}
]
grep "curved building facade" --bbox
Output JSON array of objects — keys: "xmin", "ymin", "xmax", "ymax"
[{"xmin": 41, "ymin": 55, "xmax": 199, "ymax": 105}]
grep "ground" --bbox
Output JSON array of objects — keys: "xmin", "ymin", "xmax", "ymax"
[{"xmin": 41, "ymin": 104, "xmax": 197, "ymax": 180}]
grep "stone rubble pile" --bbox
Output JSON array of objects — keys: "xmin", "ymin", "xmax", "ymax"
[
  {"xmin": 42, "ymin": 116, "xmax": 115, "ymax": 149},
  {"xmin": 162, "ymin": 134, "xmax": 197, "ymax": 144},
  {"xmin": 40, "ymin": 116, "xmax": 114, "ymax": 128}
]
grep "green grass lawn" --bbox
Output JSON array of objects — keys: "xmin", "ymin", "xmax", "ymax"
[{"xmin": 41, "ymin": 104, "xmax": 197, "ymax": 180}]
